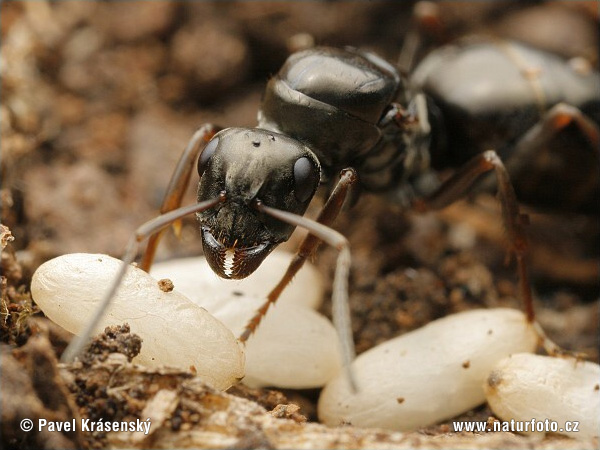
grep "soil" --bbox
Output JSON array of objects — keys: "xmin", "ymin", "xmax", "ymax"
[{"xmin": 1, "ymin": 2, "xmax": 598, "ymax": 449}]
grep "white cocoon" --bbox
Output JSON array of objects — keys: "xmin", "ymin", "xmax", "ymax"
[
  {"xmin": 150, "ymin": 252, "xmax": 323, "ymax": 311},
  {"xmin": 31, "ymin": 253, "xmax": 244, "ymax": 391},
  {"xmin": 485, "ymin": 353, "xmax": 600, "ymax": 439},
  {"xmin": 208, "ymin": 295, "xmax": 342, "ymax": 389},
  {"xmin": 152, "ymin": 256, "xmax": 341, "ymax": 389},
  {"xmin": 318, "ymin": 308, "xmax": 538, "ymax": 431}
]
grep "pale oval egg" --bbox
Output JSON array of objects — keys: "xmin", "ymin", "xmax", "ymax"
[
  {"xmin": 318, "ymin": 308, "xmax": 538, "ymax": 431},
  {"xmin": 485, "ymin": 353, "xmax": 600, "ymax": 439},
  {"xmin": 152, "ymin": 255, "xmax": 341, "ymax": 389},
  {"xmin": 31, "ymin": 253, "xmax": 244, "ymax": 391}
]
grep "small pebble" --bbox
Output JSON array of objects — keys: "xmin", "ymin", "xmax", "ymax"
[{"xmin": 151, "ymin": 252, "xmax": 324, "ymax": 310}]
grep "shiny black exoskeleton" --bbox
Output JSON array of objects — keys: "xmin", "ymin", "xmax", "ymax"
[
  {"xmin": 196, "ymin": 42, "xmax": 599, "ymax": 280},
  {"xmin": 197, "ymin": 128, "xmax": 320, "ymax": 278},
  {"xmin": 412, "ymin": 38, "xmax": 600, "ymax": 212},
  {"xmin": 197, "ymin": 47, "xmax": 424, "ymax": 278}
]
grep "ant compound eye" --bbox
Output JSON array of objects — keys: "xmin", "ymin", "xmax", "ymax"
[
  {"xmin": 197, "ymin": 137, "xmax": 219, "ymax": 178},
  {"xmin": 293, "ymin": 157, "xmax": 320, "ymax": 203}
]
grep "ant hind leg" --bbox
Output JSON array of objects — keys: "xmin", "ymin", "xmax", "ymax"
[
  {"xmin": 412, "ymin": 150, "xmax": 534, "ymax": 323},
  {"xmin": 413, "ymin": 103, "xmax": 600, "ymax": 324}
]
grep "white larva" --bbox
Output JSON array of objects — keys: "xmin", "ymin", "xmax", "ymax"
[
  {"xmin": 151, "ymin": 255, "xmax": 342, "ymax": 389},
  {"xmin": 485, "ymin": 353, "xmax": 600, "ymax": 439},
  {"xmin": 204, "ymin": 294, "xmax": 342, "ymax": 389},
  {"xmin": 318, "ymin": 308, "xmax": 538, "ymax": 431},
  {"xmin": 31, "ymin": 253, "xmax": 245, "ymax": 391}
]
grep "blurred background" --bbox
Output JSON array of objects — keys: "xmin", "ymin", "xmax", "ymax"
[{"xmin": 1, "ymin": 1, "xmax": 598, "ymax": 358}]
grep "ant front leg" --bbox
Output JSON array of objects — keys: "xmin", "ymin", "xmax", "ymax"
[
  {"xmin": 140, "ymin": 124, "xmax": 221, "ymax": 271},
  {"xmin": 241, "ymin": 168, "xmax": 358, "ymax": 388},
  {"xmin": 240, "ymin": 168, "xmax": 358, "ymax": 342}
]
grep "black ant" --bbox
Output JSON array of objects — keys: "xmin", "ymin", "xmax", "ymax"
[{"xmin": 62, "ymin": 5, "xmax": 599, "ymax": 388}]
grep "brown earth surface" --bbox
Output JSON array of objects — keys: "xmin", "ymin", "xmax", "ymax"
[{"xmin": 1, "ymin": 2, "xmax": 598, "ymax": 449}]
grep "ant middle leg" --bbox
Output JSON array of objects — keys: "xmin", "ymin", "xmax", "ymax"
[{"xmin": 140, "ymin": 124, "xmax": 221, "ymax": 271}]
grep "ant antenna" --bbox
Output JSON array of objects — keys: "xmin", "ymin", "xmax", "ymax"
[
  {"xmin": 61, "ymin": 195, "xmax": 225, "ymax": 363},
  {"xmin": 254, "ymin": 200, "xmax": 357, "ymax": 392}
]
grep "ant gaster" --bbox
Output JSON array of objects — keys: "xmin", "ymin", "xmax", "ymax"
[{"xmin": 63, "ymin": 18, "xmax": 600, "ymax": 388}]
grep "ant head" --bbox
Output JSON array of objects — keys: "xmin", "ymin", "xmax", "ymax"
[{"xmin": 196, "ymin": 128, "xmax": 320, "ymax": 279}]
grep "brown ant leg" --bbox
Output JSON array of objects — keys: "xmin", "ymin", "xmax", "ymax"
[
  {"xmin": 243, "ymin": 169, "xmax": 359, "ymax": 389},
  {"xmin": 140, "ymin": 124, "xmax": 220, "ymax": 272},
  {"xmin": 413, "ymin": 103, "xmax": 600, "ymax": 324},
  {"xmin": 398, "ymin": 1, "xmax": 445, "ymax": 74},
  {"xmin": 502, "ymin": 103, "xmax": 599, "ymax": 194},
  {"xmin": 412, "ymin": 150, "xmax": 535, "ymax": 323},
  {"xmin": 61, "ymin": 194, "xmax": 226, "ymax": 363},
  {"xmin": 239, "ymin": 168, "xmax": 358, "ymax": 344},
  {"xmin": 502, "ymin": 103, "xmax": 600, "ymax": 207}
]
